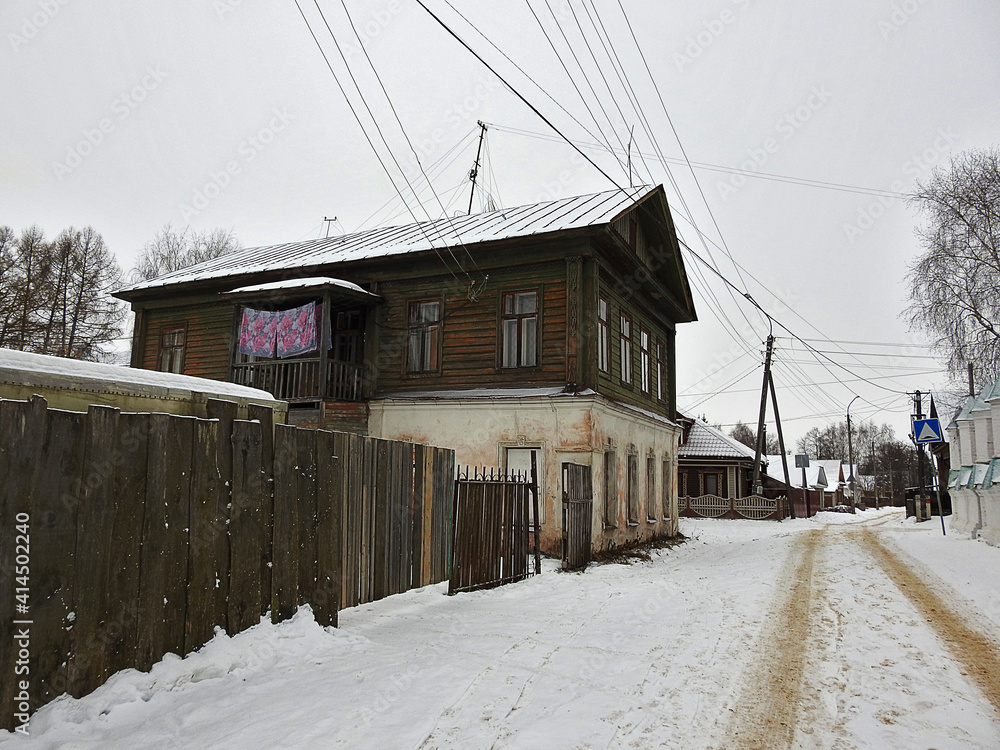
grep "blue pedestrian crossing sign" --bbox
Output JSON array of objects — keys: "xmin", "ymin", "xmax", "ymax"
[{"xmin": 912, "ymin": 417, "xmax": 943, "ymax": 444}]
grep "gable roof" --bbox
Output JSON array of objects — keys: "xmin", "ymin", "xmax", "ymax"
[
  {"xmin": 118, "ymin": 185, "xmax": 664, "ymax": 297},
  {"xmin": 763, "ymin": 455, "xmax": 829, "ymax": 489},
  {"xmin": 678, "ymin": 418, "xmax": 759, "ymax": 461}
]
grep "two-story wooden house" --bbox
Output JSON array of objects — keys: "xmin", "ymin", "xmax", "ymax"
[{"xmin": 116, "ymin": 185, "xmax": 697, "ymax": 553}]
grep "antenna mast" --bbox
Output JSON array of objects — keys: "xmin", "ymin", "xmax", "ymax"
[{"xmin": 467, "ymin": 121, "xmax": 488, "ymax": 215}]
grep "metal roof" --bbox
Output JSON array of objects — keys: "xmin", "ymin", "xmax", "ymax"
[
  {"xmin": 678, "ymin": 419, "xmax": 758, "ymax": 460},
  {"xmin": 119, "ymin": 185, "xmax": 656, "ymax": 294}
]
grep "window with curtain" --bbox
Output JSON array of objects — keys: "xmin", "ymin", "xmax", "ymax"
[{"xmin": 501, "ymin": 291, "xmax": 538, "ymax": 368}]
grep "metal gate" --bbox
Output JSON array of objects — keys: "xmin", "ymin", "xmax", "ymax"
[
  {"xmin": 562, "ymin": 462, "xmax": 593, "ymax": 571},
  {"xmin": 449, "ymin": 461, "xmax": 541, "ymax": 594}
]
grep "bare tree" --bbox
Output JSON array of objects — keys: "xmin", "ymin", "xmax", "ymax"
[
  {"xmin": 729, "ymin": 420, "xmax": 781, "ymax": 454},
  {"xmin": 0, "ymin": 225, "xmax": 125, "ymax": 360},
  {"xmin": 131, "ymin": 224, "xmax": 240, "ymax": 282},
  {"xmin": 907, "ymin": 147, "xmax": 1000, "ymax": 383},
  {"xmin": 40, "ymin": 227, "xmax": 125, "ymax": 359}
]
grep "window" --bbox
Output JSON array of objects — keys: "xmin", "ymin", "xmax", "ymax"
[
  {"xmin": 656, "ymin": 341, "xmax": 665, "ymax": 401},
  {"xmin": 506, "ymin": 446, "xmax": 543, "ymax": 523},
  {"xmin": 619, "ymin": 315, "xmax": 632, "ymax": 385},
  {"xmin": 662, "ymin": 457, "xmax": 672, "ymax": 520},
  {"xmin": 627, "ymin": 448, "xmax": 639, "ymax": 524},
  {"xmin": 158, "ymin": 326, "xmax": 185, "ymax": 374},
  {"xmin": 501, "ymin": 291, "xmax": 538, "ymax": 368},
  {"xmin": 334, "ymin": 309, "xmax": 363, "ymax": 363},
  {"xmin": 406, "ymin": 301, "xmax": 441, "ymax": 373},
  {"xmin": 646, "ymin": 455, "xmax": 656, "ymax": 522},
  {"xmin": 598, "ymin": 297, "xmax": 610, "ymax": 373},
  {"xmin": 702, "ymin": 472, "xmax": 722, "ymax": 497},
  {"xmin": 640, "ymin": 330, "xmax": 650, "ymax": 394},
  {"xmin": 603, "ymin": 449, "xmax": 617, "ymax": 528}
]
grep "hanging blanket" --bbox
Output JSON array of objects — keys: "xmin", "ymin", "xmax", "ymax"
[
  {"xmin": 276, "ymin": 301, "xmax": 319, "ymax": 358},
  {"xmin": 238, "ymin": 307, "xmax": 278, "ymax": 358}
]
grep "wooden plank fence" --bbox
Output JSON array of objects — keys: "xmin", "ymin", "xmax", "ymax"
[
  {"xmin": 679, "ymin": 494, "xmax": 790, "ymax": 521},
  {"xmin": 0, "ymin": 396, "xmax": 453, "ymax": 731}
]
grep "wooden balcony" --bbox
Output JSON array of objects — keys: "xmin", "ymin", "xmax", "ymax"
[{"xmin": 231, "ymin": 358, "xmax": 364, "ymax": 402}]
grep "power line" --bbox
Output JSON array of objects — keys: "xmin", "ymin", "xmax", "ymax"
[
  {"xmin": 291, "ymin": 0, "xmax": 468, "ymax": 288},
  {"xmin": 484, "ymin": 123, "xmax": 910, "ymax": 199}
]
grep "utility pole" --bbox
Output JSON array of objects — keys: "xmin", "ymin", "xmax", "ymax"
[
  {"xmin": 467, "ymin": 121, "xmax": 488, "ymax": 215},
  {"xmin": 768, "ymin": 369, "xmax": 794, "ymax": 518},
  {"xmin": 751, "ymin": 334, "xmax": 775, "ymax": 492},
  {"xmin": 969, "ymin": 363, "xmax": 975, "ymax": 397}
]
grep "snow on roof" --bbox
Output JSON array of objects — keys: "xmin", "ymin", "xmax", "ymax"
[
  {"xmin": 0, "ymin": 348, "xmax": 279, "ymax": 404},
  {"xmin": 763, "ymin": 455, "xmax": 828, "ymax": 489},
  {"xmin": 225, "ymin": 277, "xmax": 379, "ymax": 298},
  {"xmin": 678, "ymin": 418, "xmax": 758, "ymax": 460},
  {"xmin": 815, "ymin": 460, "xmax": 844, "ymax": 485},
  {"xmin": 117, "ymin": 186, "xmax": 656, "ymax": 294}
]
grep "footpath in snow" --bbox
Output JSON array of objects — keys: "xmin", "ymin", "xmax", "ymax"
[{"xmin": 2, "ymin": 508, "xmax": 999, "ymax": 749}]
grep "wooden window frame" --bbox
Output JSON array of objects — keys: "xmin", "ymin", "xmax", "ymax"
[
  {"xmin": 603, "ymin": 449, "xmax": 617, "ymax": 528},
  {"xmin": 499, "ymin": 289, "xmax": 540, "ymax": 369},
  {"xmin": 619, "ymin": 314, "xmax": 632, "ymax": 386},
  {"xmin": 405, "ymin": 299, "xmax": 442, "ymax": 374},
  {"xmin": 640, "ymin": 329, "xmax": 651, "ymax": 394},
  {"xmin": 656, "ymin": 340, "xmax": 665, "ymax": 401},
  {"xmin": 662, "ymin": 456, "xmax": 672, "ymax": 520},
  {"xmin": 158, "ymin": 324, "xmax": 187, "ymax": 374},
  {"xmin": 701, "ymin": 471, "xmax": 723, "ymax": 497},
  {"xmin": 597, "ymin": 297, "xmax": 610, "ymax": 374},
  {"xmin": 626, "ymin": 447, "xmax": 639, "ymax": 525},
  {"xmin": 645, "ymin": 453, "xmax": 657, "ymax": 522}
]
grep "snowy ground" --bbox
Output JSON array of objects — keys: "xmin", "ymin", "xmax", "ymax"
[{"xmin": 4, "ymin": 508, "xmax": 1000, "ymax": 749}]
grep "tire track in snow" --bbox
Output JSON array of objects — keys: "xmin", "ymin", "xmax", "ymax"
[
  {"xmin": 719, "ymin": 528, "xmax": 822, "ymax": 749},
  {"xmin": 860, "ymin": 528, "xmax": 1000, "ymax": 719}
]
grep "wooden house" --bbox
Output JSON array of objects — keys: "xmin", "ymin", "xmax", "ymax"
[
  {"xmin": 675, "ymin": 413, "xmax": 762, "ymax": 499},
  {"xmin": 115, "ymin": 185, "xmax": 697, "ymax": 554}
]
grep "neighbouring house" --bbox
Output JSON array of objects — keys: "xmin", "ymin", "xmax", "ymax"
[
  {"xmin": 0, "ymin": 347, "xmax": 286, "ymax": 421},
  {"xmin": 814, "ymin": 459, "xmax": 847, "ymax": 505},
  {"xmin": 114, "ymin": 185, "xmax": 697, "ymax": 554},
  {"xmin": 676, "ymin": 414, "xmax": 763, "ymax": 499},
  {"xmin": 762, "ymin": 454, "xmax": 829, "ymax": 517},
  {"xmin": 946, "ymin": 374, "xmax": 1000, "ymax": 546}
]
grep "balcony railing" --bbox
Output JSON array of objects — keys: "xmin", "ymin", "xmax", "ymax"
[{"xmin": 231, "ymin": 358, "xmax": 363, "ymax": 402}]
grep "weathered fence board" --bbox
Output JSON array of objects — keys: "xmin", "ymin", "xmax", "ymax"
[
  {"xmin": 230, "ymin": 419, "xmax": 265, "ymax": 635},
  {"xmin": 0, "ymin": 397, "xmax": 454, "ymax": 731}
]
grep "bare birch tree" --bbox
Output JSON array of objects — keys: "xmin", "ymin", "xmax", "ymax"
[
  {"xmin": 907, "ymin": 147, "xmax": 1000, "ymax": 383},
  {"xmin": 131, "ymin": 224, "xmax": 240, "ymax": 282}
]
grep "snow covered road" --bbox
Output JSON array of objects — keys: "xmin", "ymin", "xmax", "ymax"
[{"xmin": 3, "ymin": 508, "xmax": 1000, "ymax": 749}]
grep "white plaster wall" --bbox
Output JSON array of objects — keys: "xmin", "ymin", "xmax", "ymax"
[
  {"xmin": 947, "ymin": 428, "xmax": 961, "ymax": 468},
  {"xmin": 960, "ymin": 419, "xmax": 976, "ymax": 464},
  {"xmin": 367, "ymin": 395, "xmax": 681, "ymax": 553},
  {"xmin": 980, "ymin": 487, "xmax": 1000, "ymax": 547},
  {"xmin": 991, "ymin": 401, "xmax": 1000, "ymax": 458},
  {"xmin": 949, "ymin": 488, "xmax": 982, "ymax": 537},
  {"xmin": 974, "ymin": 409, "xmax": 993, "ymax": 462}
]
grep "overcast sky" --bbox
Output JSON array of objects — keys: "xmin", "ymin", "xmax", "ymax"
[{"xmin": 3, "ymin": 0, "xmax": 998, "ymax": 450}]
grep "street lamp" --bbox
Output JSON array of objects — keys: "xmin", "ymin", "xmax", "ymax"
[{"xmin": 847, "ymin": 395, "xmax": 860, "ymax": 509}]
